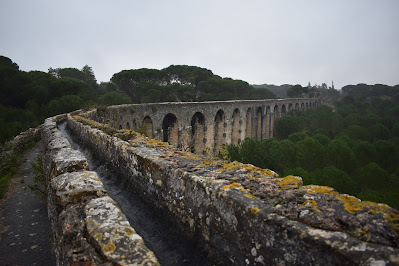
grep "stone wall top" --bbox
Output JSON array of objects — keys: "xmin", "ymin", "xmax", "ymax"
[{"xmin": 68, "ymin": 111, "xmax": 399, "ymax": 264}]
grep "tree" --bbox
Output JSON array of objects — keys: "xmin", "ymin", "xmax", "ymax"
[
  {"xmin": 274, "ymin": 115, "xmax": 305, "ymax": 140},
  {"xmin": 287, "ymin": 84, "xmax": 308, "ymax": 98},
  {"xmin": 45, "ymin": 95, "xmax": 84, "ymax": 116},
  {"xmin": 49, "ymin": 65, "xmax": 98, "ymax": 89},
  {"xmin": 81, "ymin": 65, "xmax": 98, "ymax": 88},
  {"xmin": 313, "ymin": 166, "xmax": 355, "ymax": 195},
  {"xmin": 297, "ymin": 137, "xmax": 327, "ymax": 171},
  {"xmin": 268, "ymin": 139, "xmax": 299, "ymax": 172},
  {"xmin": 327, "ymin": 139, "xmax": 357, "ymax": 173},
  {"xmin": 98, "ymin": 92, "xmax": 133, "ymax": 106},
  {"xmin": 356, "ymin": 163, "xmax": 391, "ymax": 191},
  {"xmin": 0, "ymin": 55, "xmax": 19, "ymax": 70}
]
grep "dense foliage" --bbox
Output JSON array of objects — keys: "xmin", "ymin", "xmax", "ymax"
[
  {"xmin": 0, "ymin": 56, "xmax": 276, "ymax": 144},
  {"xmin": 111, "ymin": 65, "xmax": 276, "ymax": 103},
  {"xmin": 228, "ymin": 89, "xmax": 399, "ymax": 209}
]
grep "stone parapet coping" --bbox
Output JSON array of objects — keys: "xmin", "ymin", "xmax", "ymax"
[
  {"xmin": 67, "ymin": 111, "xmax": 399, "ymax": 265},
  {"xmin": 41, "ymin": 115, "xmax": 160, "ymax": 265}
]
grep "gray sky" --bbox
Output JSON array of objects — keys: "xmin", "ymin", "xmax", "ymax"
[{"xmin": 1, "ymin": 0, "xmax": 398, "ymax": 90}]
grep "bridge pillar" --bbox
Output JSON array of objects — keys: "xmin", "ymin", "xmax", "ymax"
[
  {"xmin": 265, "ymin": 107, "xmax": 271, "ymax": 139},
  {"xmin": 261, "ymin": 107, "xmax": 267, "ymax": 140},
  {"xmin": 270, "ymin": 111, "xmax": 275, "ymax": 138}
]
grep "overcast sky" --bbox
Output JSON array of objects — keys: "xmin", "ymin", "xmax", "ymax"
[{"xmin": 1, "ymin": 0, "xmax": 398, "ymax": 90}]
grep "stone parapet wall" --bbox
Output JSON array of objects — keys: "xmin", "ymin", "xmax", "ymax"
[
  {"xmin": 40, "ymin": 115, "xmax": 159, "ymax": 265},
  {"xmin": 67, "ymin": 112, "xmax": 399, "ymax": 265},
  {"xmin": 0, "ymin": 126, "xmax": 41, "ymax": 160}
]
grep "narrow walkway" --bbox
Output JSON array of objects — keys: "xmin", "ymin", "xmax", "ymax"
[{"xmin": 0, "ymin": 143, "xmax": 55, "ymax": 266}]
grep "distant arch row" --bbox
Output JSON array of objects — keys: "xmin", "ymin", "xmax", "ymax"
[{"xmin": 116, "ymin": 100, "xmax": 320, "ymax": 155}]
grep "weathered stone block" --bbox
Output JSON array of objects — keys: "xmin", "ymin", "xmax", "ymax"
[
  {"xmin": 50, "ymin": 148, "xmax": 88, "ymax": 177},
  {"xmin": 85, "ymin": 196, "xmax": 160, "ymax": 265},
  {"xmin": 51, "ymin": 171, "xmax": 106, "ymax": 207},
  {"xmin": 47, "ymin": 136, "xmax": 71, "ymax": 151},
  {"xmin": 54, "ymin": 202, "xmax": 105, "ymax": 265}
]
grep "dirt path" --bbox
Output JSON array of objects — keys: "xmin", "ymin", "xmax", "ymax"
[{"xmin": 0, "ymin": 143, "xmax": 55, "ymax": 265}]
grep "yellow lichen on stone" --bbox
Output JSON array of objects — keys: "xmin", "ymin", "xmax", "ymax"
[
  {"xmin": 335, "ymin": 194, "xmax": 390, "ymax": 214},
  {"xmin": 244, "ymin": 193, "xmax": 255, "ymax": 199},
  {"xmin": 385, "ymin": 212, "xmax": 399, "ymax": 236},
  {"xmin": 278, "ymin": 175, "xmax": 302, "ymax": 190},
  {"xmin": 102, "ymin": 242, "xmax": 116, "ymax": 253},
  {"xmin": 241, "ymin": 164, "xmax": 274, "ymax": 177},
  {"xmin": 145, "ymin": 138, "xmax": 170, "ymax": 148},
  {"xmin": 250, "ymin": 207, "xmax": 259, "ymax": 215},
  {"xmin": 302, "ymin": 200, "xmax": 317, "ymax": 207},
  {"xmin": 125, "ymin": 228, "xmax": 135, "ymax": 236},
  {"xmin": 303, "ymin": 185, "xmax": 338, "ymax": 196},
  {"xmin": 222, "ymin": 182, "xmax": 242, "ymax": 190},
  {"xmin": 216, "ymin": 161, "xmax": 242, "ymax": 173},
  {"xmin": 94, "ymin": 233, "xmax": 103, "ymax": 240}
]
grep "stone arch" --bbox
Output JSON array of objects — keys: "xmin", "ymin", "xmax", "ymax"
[
  {"xmin": 281, "ymin": 104, "xmax": 287, "ymax": 117},
  {"xmin": 231, "ymin": 108, "xmax": 241, "ymax": 145},
  {"xmin": 288, "ymin": 103, "xmax": 293, "ymax": 112},
  {"xmin": 245, "ymin": 108, "xmax": 252, "ymax": 139},
  {"xmin": 256, "ymin": 107, "xmax": 263, "ymax": 141},
  {"xmin": 162, "ymin": 113, "xmax": 179, "ymax": 147},
  {"xmin": 273, "ymin": 105, "xmax": 279, "ymax": 119},
  {"xmin": 214, "ymin": 109, "xmax": 225, "ymax": 153},
  {"xmin": 306, "ymin": 102, "xmax": 309, "ymax": 110},
  {"xmin": 126, "ymin": 122, "xmax": 130, "ymax": 129},
  {"xmin": 142, "ymin": 116, "xmax": 153, "ymax": 138},
  {"xmin": 191, "ymin": 112, "xmax": 206, "ymax": 154},
  {"xmin": 301, "ymin": 103, "xmax": 305, "ymax": 111},
  {"xmin": 295, "ymin": 103, "xmax": 299, "ymax": 110}
]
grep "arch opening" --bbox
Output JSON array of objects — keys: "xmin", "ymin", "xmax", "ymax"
[
  {"xmin": 142, "ymin": 116, "xmax": 153, "ymax": 138},
  {"xmin": 281, "ymin": 105, "xmax": 287, "ymax": 117},
  {"xmin": 191, "ymin": 112, "xmax": 206, "ymax": 154},
  {"xmin": 162, "ymin": 113, "xmax": 179, "ymax": 147}
]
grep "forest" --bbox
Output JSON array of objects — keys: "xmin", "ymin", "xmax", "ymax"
[
  {"xmin": 228, "ymin": 85, "xmax": 399, "ymax": 208},
  {"xmin": 1, "ymin": 54, "xmax": 399, "ymax": 209},
  {"xmin": 0, "ymin": 55, "xmax": 275, "ymax": 144}
]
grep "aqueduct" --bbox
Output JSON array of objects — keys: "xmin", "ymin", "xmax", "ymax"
[
  {"xmin": 8, "ymin": 96, "xmax": 396, "ymax": 265},
  {"xmin": 92, "ymin": 98, "xmax": 321, "ymax": 154}
]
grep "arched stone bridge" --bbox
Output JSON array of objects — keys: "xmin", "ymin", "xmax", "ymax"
[{"xmin": 91, "ymin": 98, "xmax": 321, "ymax": 154}]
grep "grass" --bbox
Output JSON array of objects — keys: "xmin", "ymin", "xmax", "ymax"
[
  {"xmin": 29, "ymin": 155, "xmax": 46, "ymax": 198},
  {"xmin": 0, "ymin": 141, "xmax": 35, "ymax": 199}
]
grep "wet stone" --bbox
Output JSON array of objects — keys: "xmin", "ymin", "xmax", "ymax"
[
  {"xmin": 85, "ymin": 196, "xmax": 160, "ymax": 265},
  {"xmin": 51, "ymin": 171, "xmax": 107, "ymax": 207}
]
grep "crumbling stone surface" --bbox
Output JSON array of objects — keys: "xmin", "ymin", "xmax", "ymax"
[
  {"xmin": 41, "ymin": 115, "xmax": 159, "ymax": 265},
  {"xmin": 67, "ymin": 112, "xmax": 399, "ymax": 265},
  {"xmin": 51, "ymin": 171, "xmax": 106, "ymax": 208},
  {"xmin": 85, "ymin": 196, "xmax": 160, "ymax": 265},
  {"xmin": 49, "ymin": 148, "xmax": 89, "ymax": 176}
]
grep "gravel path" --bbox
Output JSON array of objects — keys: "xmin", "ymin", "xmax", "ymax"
[{"xmin": 0, "ymin": 143, "xmax": 55, "ymax": 265}]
